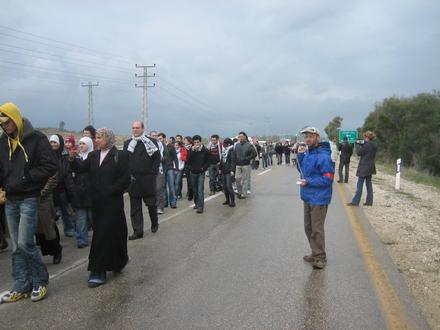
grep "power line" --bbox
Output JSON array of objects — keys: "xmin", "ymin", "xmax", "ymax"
[{"xmin": 0, "ymin": 25, "xmax": 136, "ymax": 64}]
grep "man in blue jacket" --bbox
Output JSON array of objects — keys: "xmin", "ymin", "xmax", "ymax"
[{"xmin": 297, "ymin": 127, "xmax": 335, "ymax": 269}]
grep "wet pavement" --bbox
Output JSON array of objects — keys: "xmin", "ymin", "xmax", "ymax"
[{"xmin": 0, "ymin": 166, "xmax": 428, "ymax": 329}]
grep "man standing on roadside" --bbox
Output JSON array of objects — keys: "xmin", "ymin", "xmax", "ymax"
[
  {"xmin": 337, "ymin": 136, "xmax": 353, "ymax": 183},
  {"xmin": 187, "ymin": 135, "xmax": 209, "ymax": 214},
  {"xmin": 234, "ymin": 132, "xmax": 257, "ymax": 199},
  {"xmin": 124, "ymin": 121, "xmax": 161, "ymax": 238},
  {"xmin": 207, "ymin": 134, "xmax": 222, "ymax": 196},
  {"xmin": 297, "ymin": 127, "xmax": 334, "ymax": 270},
  {"xmin": 0, "ymin": 102, "xmax": 57, "ymax": 303}
]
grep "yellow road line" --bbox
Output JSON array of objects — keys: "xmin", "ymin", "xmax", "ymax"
[{"xmin": 336, "ymin": 184, "xmax": 412, "ymax": 330}]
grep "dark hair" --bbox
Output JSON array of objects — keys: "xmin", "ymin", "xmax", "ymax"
[
  {"xmin": 223, "ymin": 137, "xmax": 233, "ymax": 147},
  {"xmin": 176, "ymin": 141, "xmax": 183, "ymax": 147},
  {"xmin": 184, "ymin": 136, "xmax": 192, "ymax": 143},
  {"xmin": 192, "ymin": 135, "xmax": 202, "ymax": 142},
  {"xmin": 83, "ymin": 125, "xmax": 96, "ymax": 139},
  {"xmin": 211, "ymin": 134, "xmax": 219, "ymax": 140},
  {"xmin": 170, "ymin": 136, "xmax": 176, "ymax": 143},
  {"xmin": 133, "ymin": 120, "xmax": 144, "ymax": 129},
  {"xmin": 233, "ymin": 138, "xmax": 238, "ymax": 143},
  {"xmin": 158, "ymin": 132, "xmax": 166, "ymax": 139},
  {"xmin": 239, "ymin": 131, "xmax": 248, "ymax": 139},
  {"xmin": 176, "ymin": 134, "xmax": 183, "ymax": 139}
]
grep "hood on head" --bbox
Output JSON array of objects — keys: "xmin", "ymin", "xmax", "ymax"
[{"xmin": 0, "ymin": 102, "xmax": 24, "ymax": 138}]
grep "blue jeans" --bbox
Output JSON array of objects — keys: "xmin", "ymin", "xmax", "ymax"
[
  {"xmin": 352, "ymin": 175, "xmax": 373, "ymax": 205},
  {"xmin": 174, "ymin": 171, "xmax": 183, "ymax": 198},
  {"xmin": 75, "ymin": 208, "xmax": 92, "ymax": 246},
  {"xmin": 208, "ymin": 164, "xmax": 219, "ymax": 192},
  {"xmin": 191, "ymin": 172, "xmax": 205, "ymax": 210},
  {"xmin": 165, "ymin": 169, "xmax": 177, "ymax": 207},
  {"xmin": 262, "ymin": 154, "xmax": 269, "ymax": 168},
  {"xmin": 54, "ymin": 191, "xmax": 74, "ymax": 236},
  {"xmin": 5, "ymin": 198, "xmax": 49, "ymax": 292}
]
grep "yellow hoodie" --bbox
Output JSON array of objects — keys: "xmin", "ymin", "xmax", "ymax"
[{"xmin": 0, "ymin": 102, "xmax": 28, "ymax": 162}]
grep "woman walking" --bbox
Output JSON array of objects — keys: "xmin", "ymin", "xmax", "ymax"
[{"xmin": 69, "ymin": 128, "xmax": 130, "ymax": 288}]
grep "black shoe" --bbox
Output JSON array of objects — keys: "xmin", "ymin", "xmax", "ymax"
[
  {"xmin": 193, "ymin": 205, "xmax": 198, "ymax": 210},
  {"xmin": 53, "ymin": 251, "xmax": 62, "ymax": 265},
  {"xmin": 237, "ymin": 194, "xmax": 246, "ymax": 199},
  {"xmin": 129, "ymin": 234, "xmax": 143, "ymax": 241},
  {"xmin": 151, "ymin": 225, "xmax": 159, "ymax": 233},
  {"xmin": 188, "ymin": 197, "xmax": 193, "ymax": 201},
  {"xmin": 170, "ymin": 205, "xmax": 177, "ymax": 209},
  {"xmin": 229, "ymin": 202, "xmax": 236, "ymax": 207},
  {"xmin": 337, "ymin": 180, "xmax": 343, "ymax": 183},
  {"xmin": 363, "ymin": 203, "xmax": 373, "ymax": 206},
  {"xmin": 222, "ymin": 201, "xmax": 229, "ymax": 205},
  {"xmin": 196, "ymin": 209, "xmax": 203, "ymax": 214},
  {"xmin": 347, "ymin": 202, "xmax": 359, "ymax": 206},
  {"xmin": 77, "ymin": 244, "xmax": 88, "ymax": 249}
]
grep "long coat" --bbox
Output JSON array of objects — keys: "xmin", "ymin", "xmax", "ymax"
[
  {"xmin": 356, "ymin": 140, "xmax": 378, "ymax": 177},
  {"xmin": 123, "ymin": 138, "xmax": 160, "ymax": 202},
  {"xmin": 70, "ymin": 146, "xmax": 130, "ymax": 273}
]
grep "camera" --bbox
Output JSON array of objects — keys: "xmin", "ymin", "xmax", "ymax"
[{"xmin": 355, "ymin": 140, "xmax": 365, "ymax": 145}]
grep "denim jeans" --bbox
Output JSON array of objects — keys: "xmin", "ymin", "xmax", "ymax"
[
  {"xmin": 5, "ymin": 197, "xmax": 49, "ymax": 292},
  {"xmin": 352, "ymin": 175, "xmax": 373, "ymax": 205},
  {"xmin": 165, "ymin": 169, "xmax": 177, "ymax": 207},
  {"xmin": 262, "ymin": 154, "xmax": 269, "ymax": 168},
  {"xmin": 75, "ymin": 208, "xmax": 92, "ymax": 246},
  {"xmin": 54, "ymin": 191, "xmax": 74, "ymax": 236},
  {"xmin": 208, "ymin": 164, "xmax": 219, "ymax": 192},
  {"xmin": 174, "ymin": 171, "xmax": 183, "ymax": 198},
  {"xmin": 191, "ymin": 172, "xmax": 205, "ymax": 210}
]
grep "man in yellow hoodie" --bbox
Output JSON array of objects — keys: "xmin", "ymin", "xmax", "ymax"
[{"xmin": 0, "ymin": 102, "xmax": 57, "ymax": 303}]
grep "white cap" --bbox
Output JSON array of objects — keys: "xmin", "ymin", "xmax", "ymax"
[
  {"xmin": 49, "ymin": 135, "xmax": 60, "ymax": 144},
  {"xmin": 300, "ymin": 126, "xmax": 320, "ymax": 136}
]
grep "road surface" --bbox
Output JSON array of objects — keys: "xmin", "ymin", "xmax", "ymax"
[{"xmin": 0, "ymin": 165, "xmax": 429, "ymax": 329}]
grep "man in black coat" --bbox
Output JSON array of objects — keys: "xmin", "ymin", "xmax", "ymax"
[
  {"xmin": 337, "ymin": 136, "xmax": 354, "ymax": 183},
  {"xmin": 0, "ymin": 102, "xmax": 57, "ymax": 303},
  {"xmin": 124, "ymin": 121, "xmax": 161, "ymax": 239},
  {"xmin": 348, "ymin": 131, "xmax": 378, "ymax": 206}
]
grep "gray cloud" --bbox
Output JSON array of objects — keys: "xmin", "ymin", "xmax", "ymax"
[{"xmin": 1, "ymin": 0, "xmax": 439, "ymax": 138}]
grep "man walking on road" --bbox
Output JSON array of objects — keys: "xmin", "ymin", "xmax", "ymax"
[
  {"xmin": 124, "ymin": 121, "xmax": 161, "ymax": 238},
  {"xmin": 0, "ymin": 102, "xmax": 57, "ymax": 302},
  {"xmin": 297, "ymin": 127, "xmax": 335, "ymax": 270},
  {"xmin": 348, "ymin": 131, "xmax": 378, "ymax": 206},
  {"xmin": 207, "ymin": 134, "xmax": 222, "ymax": 196},
  {"xmin": 337, "ymin": 136, "xmax": 353, "ymax": 183},
  {"xmin": 234, "ymin": 132, "xmax": 257, "ymax": 199},
  {"xmin": 187, "ymin": 135, "xmax": 209, "ymax": 214}
]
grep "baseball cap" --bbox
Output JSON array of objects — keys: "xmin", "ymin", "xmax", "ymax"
[{"xmin": 300, "ymin": 126, "xmax": 320, "ymax": 136}]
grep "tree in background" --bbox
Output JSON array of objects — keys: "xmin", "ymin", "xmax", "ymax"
[
  {"xmin": 58, "ymin": 120, "xmax": 66, "ymax": 131},
  {"xmin": 362, "ymin": 91, "xmax": 440, "ymax": 175},
  {"xmin": 324, "ymin": 116, "xmax": 343, "ymax": 140}
]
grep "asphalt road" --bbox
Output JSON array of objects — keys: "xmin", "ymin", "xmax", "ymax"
[{"xmin": 0, "ymin": 165, "xmax": 429, "ymax": 329}]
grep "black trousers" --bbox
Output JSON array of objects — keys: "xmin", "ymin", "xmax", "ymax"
[
  {"xmin": 130, "ymin": 196, "xmax": 158, "ymax": 236},
  {"xmin": 338, "ymin": 161, "xmax": 350, "ymax": 182},
  {"xmin": 222, "ymin": 174, "xmax": 235, "ymax": 204}
]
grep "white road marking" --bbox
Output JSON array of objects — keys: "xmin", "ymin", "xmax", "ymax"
[{"xmin": 258, "ymin": 169, "xmax": 272, "ymax": 176}]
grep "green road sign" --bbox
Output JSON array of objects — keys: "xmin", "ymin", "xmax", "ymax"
[{"xmin": 339, "ymin": 130, "xmax": 358, "ymax": 143}]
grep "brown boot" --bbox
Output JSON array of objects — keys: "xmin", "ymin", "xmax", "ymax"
[{"xmin": 303, "ymin": 255, "xmax": 314, "ymax": 263}]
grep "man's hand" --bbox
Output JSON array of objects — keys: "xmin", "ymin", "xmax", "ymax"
[
  {"xmin": 299, "ymin": 179, "xmax": 308, "ymax": 187},
  {"xmin": 231, "ymin": 171, "xmax": 235, "ymax": 176},
  {"xmin": 297, "ymin": 145, "xmax": 307, "ymax": 153}
]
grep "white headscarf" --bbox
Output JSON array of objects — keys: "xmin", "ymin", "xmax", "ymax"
[
  {"xmin": 79, "ymin": 136, "xmax": 94, "ymax": 160},
  {"xmin": 49, "ymin": 135, "xmax": 60, "ymax": 144}
]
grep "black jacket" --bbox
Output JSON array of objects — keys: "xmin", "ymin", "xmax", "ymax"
[
  {"xmin": 207, "ymin": 143, "xmax": 222, "ymax": 165},
  {"xmin": 187, "ymin": 146, "xmax": 210, "ymax": 174},
  {"xmin": 338, "ymin": 142, "xmax": 354, "ymax": 164},
  {"xmin": 235, "ymin": 141, "xmax": 257, "ymax": 166},
  {"xmin": 0, "ymin": 119, "xmax": 57, "ymax": 200},
  {"xmin": 161, "ymin": 143, "xmax": 178, "ymax": 171},
  {"xmin": 356, "ymin": 140, "xmax": 378, "ymax": 177},
  {"xmin": 70, "ymin": 165, "xmax": 92, "ymax": 209},
  {"xmin": 70, "ymin": 146, "xmax": 130, "ymax": 200},
  {"xmin": 123, "ymin": 138, "xmax": 161, "ymax": 197},
  {"xmin": 220, "ymin": 147, "xmax": 236, "ymax": 173}
]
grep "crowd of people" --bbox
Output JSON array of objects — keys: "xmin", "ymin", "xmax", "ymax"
[{"xmin": 0, "ymin": 102, "xmax": 377, "ymax": 302}]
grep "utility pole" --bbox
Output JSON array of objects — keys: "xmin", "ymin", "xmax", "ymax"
[
  {"xmin": 81, "ymin": 81, "xmax": 99, "ymax": 126},
  {"xmin": 135, "ymin": 64, "xmax": 156, "ymax": 131}
]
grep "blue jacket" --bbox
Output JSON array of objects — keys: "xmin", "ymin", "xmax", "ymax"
[{"xmin": 297, "ymin": 142, "xmax": 335, "ymax": 205}]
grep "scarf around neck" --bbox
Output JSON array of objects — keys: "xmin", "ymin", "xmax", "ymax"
[
  {"xmin": 222, "ymin": 145, "xmax": 234, "ymax": 163},
  {"xmin": 127, "ymin": 134, "xmax": 158, "ymax": 156}
]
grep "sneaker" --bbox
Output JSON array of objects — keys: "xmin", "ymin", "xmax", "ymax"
[
  {"xmin": 157, "ymin": 209, "xmax": 164, "ymax": 215},
  {"xmin": 31, "ymin": 285, "xmax": 48, "ymax": 302},
  {"xmin": 196, "ymin": 209, "xmax": 204, "ymax": 214},
  {"xmin": 313, "ymin": 259, "xmax": 327, "ymax": 270},
  {"xmin": 247, "ymin": 190, "xmax": 252, "ymax": 195},
  {"xmin": 303, "ymin": 255, "xmax": 314, "ymax": 263},
  {"xmin": 88, "ymin": 272, "xmax": 106, "ymax": 288},
  {"xmin": 1, "ymin": 291, "xmax": 30, "ymax": 303}
]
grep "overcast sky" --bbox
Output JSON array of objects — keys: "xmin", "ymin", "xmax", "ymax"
[{"xmin": 1, "ymin": 0, "xmax": 439, "ymax": 137}]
